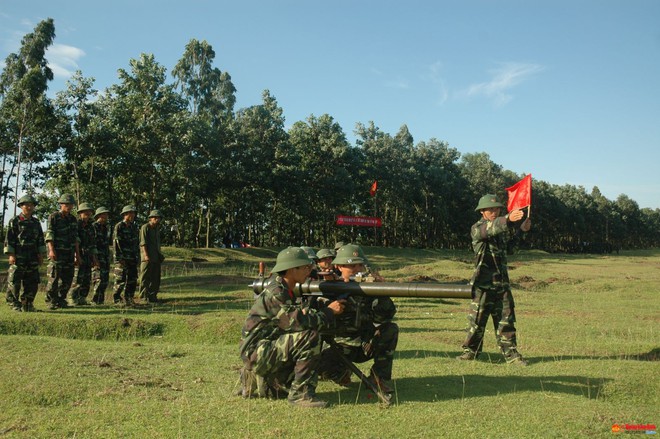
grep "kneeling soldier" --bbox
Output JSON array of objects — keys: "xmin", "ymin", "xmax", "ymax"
[{"xmin": 238, "ymin": 247, "xmax": 345, "ymax": 407}]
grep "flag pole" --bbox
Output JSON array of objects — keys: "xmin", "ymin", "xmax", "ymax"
[{"xmin": 373, "ymin": 189, "xmax": 378, "ymax": 245}]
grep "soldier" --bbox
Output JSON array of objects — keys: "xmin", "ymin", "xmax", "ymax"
[
  {"xmin": 45, "ymin": 194, "xmax": 81, "ymax": 310},
  {"xmin": 318, "ymin": 244, "xmax": 399, "ymax": 395},
  {"xmin": 112, "ymin": 205, "xmax": 139, "ymax": 306},
  {"xmin": 300, "ymin": 246, "xmax": 320, "ymax": 280},
  {"xmin": 238, "ymin": 247, "xmax": 345, "ymax": 407},
  {"xmin": 316, "ymin": 248, "xmax": 339, "ymax": 280},
  {"xmin": 457, "ymin": 194, "xmax": 531, "ymax": 365},
  {"xmin": 4, "ymin": 195, "xmax": 47, "ymax": 312},
  {"xmin": 138, "ymin": 209, "xmax": 164, "ymax": 304},
  {"xmin": 69, "ymin": 203, "xmax": 99, "ymax": 306},
  {"xmin": 91, "ymin": 207, "xmax": 111, "ymax": 305}
]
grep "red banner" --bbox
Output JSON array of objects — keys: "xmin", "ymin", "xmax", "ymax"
[
  {"xmin": 336, "ymin": 215, "xmax": 382, "ymax": 227},
  {"xmin": 505, "ymin": 174, "xmax": 532, "ymax": 211}
]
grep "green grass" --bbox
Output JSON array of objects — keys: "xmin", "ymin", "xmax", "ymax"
[{"xmin": 0, "ymin": 247, "xmax": 658, "ymax": 438}]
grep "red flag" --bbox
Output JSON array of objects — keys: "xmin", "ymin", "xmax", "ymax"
[
  {"xmin": 505, "ymin": 174, "xmax": 532, "ymax": 211},
  {"xmin": 369, "ymin": 180, "xmax": 378, "ymax": 197}
]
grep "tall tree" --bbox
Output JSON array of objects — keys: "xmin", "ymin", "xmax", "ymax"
[
  {"xmin": 172, "ymin": 39, "xmax": 237, "ymax": 247},
  {"xmin": 0, "ymin": 18, "xmax": 58, "ymax": 227},
  {"xmin": 289, "ymin": 114, "xmax": 356, "ymax": 246}
]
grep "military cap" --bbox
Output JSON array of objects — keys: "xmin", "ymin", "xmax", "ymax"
[
  {"xmin": 148, "ymin": 209, "xmax": 163, "ymax": 218},
  {"xmin": 300, "ymin": 246, "xmax": 318, "ymax": 261},
  {"xmin": 316, "ymin": 248, "xmax": 335, "ymax": 259},
  {"xmin": 271, "ymin": 247, "xmax": 314, "ymax": 273},
  {"xmin": 94, "ymin": 206, "xmax": 110, "ymax": 218},
  {"xmin": 17, "ymin": 194, "xmax": 38, "ymax": 207},
  {"xmin": 334, "ymin": 241, "xmax": 345, "ymax": 251},
  {"xmin": 58, "ymin": 193, "xmax": 76, "ymax": 204},
  {"xmin": 77, "ymin": 202, "xmax": 94, "ymax": 214},
  {"xmin": 475, "ymin": 194, "xmax": 505, "ymax": 211},
  {"xmin": 332, "ymin": 244, "xmax": 368, "ymax": 265},
  {"xmin": 120, "ymin": 205, "xmax": 137, "ymax": 216}
]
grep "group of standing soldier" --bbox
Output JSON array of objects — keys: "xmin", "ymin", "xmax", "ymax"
[
  {"xmin": 4, "ymin": 193, "xmax": 164, "ymax": 311},
  {"xmin": 238, "ymin": 193, "xmax": 532, "ymax": 407}
]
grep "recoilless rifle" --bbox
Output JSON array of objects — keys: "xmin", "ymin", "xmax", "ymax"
[{"xmin": 250, "ymin": 270, "xmax": 472, "ymax": 406}]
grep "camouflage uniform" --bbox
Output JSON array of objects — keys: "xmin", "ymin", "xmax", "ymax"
[
  {"xmin": 239, "ymin": 275, "xmax": 336, "ymax": 401},
  {"xmin": 91, "ymin": 210, "xmax": 111, "ymax": 305},
  {"xmin": 69, "ymin": 209, "xmax": 98, "ymax": 305},
  {"xmin": 318, "ymin": 293, "xmax": 399, "ymax": 384},
  {"xmin": 4, "ymin": 208, "xmax": 46, "ymax": 311},
  {"xmin": 112, "ymin": 214, "xmax": 139, "ymax": 305},
  {"xmin": 460, "ymin": 210, "xmax": 525, "ymax": 362},
  {"xmin": 45, "ymin": 209, "xmax": 79, "ymax": 309}
]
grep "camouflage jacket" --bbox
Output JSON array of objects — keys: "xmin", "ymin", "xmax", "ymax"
[
  {"xmin": 3, "ymin": 214, "xmax": 46, "ymax": 262},
  {"xmin": 93, "ymin": 221, "xmax": 111, "ymax": 258},
  {"xmin": 77, "ymin": 219, "xmax": 98, "ymax": 258},
  {"xmin": 113, "ymin": 220, "xmax": 139, "ymax": 262},
  {"xmin": 333, "ymin": 285, "xmax": 397, "ymax": 347},
  {"xmin": 239, "ymin": 275, "xmax": 336, "ymax": 359},
  {"xmin": 470, "ymin": 215, "xmax": 523, "ymax": 288},
  {"xmin": 45, "ymin": 211, "xmax": 79, "ymax": 253}
]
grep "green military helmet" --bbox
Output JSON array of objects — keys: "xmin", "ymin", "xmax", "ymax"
[
  {"xmin": 120, "ymin": 204, "xmax": 137, "ymax": 216},
  {"xmin": 332, "ymin": 244, "xmax": 368, "ymax": 265},
  {"xmin": 17, "ymin": 194, "xmax": 38, "ymax": 207},
  {"xmin": 316, "ymin": 248, "xmax": 335, "ymax": 259},
  {"xmin": 58, "ymin": 193, "xmax": 76, "ymax": 205},
  {"xmin": 271, "ymin": 247, "xmax": 313, "ymax": 273},
  {"xmin": 334, "ymin": 241, "xmax": 345, "ymax": 251},
  {"xmin": 148, "ymin": 209, "xmax": 163, "ymax": 218},
  {"xmin": 94, "ymin": 206, "xmax": 110, "ymax": 218},
  {"xmin": 77, "ymin": 202, "xmax": 94, "ymax": 214},
  {"xmin": 300, "ymin": 246, "xmax": 318, "ymax": 261},
  {"xmin": 475, "ymin": 194, "xmax": 505, "ymax": 211}
]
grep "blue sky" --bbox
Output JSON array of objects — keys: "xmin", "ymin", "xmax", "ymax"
[{"xmin": 2, "ymin": 0, "xmax": 659, "ymax": 209}]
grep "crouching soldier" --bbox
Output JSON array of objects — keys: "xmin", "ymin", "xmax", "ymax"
[
  {"xmin": 4, "ymin": 195, "xmax": 46, "ymax": 312},
  {"xmin": 238, "ymin": 247, "xmax": 345, "ymax": 407},
  {"xmin": 318, "ymin": 244, "xmax": 399, "ymax": 395}
]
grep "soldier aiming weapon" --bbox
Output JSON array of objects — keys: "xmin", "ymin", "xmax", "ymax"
[{"xmin": 250, "ymin": 251, "xmax": 471, "ymax": 406}]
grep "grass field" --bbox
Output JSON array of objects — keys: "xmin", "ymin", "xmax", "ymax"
[{"xmin": 0, "ymin": 247, "xmax": 658, "ymax": 438}]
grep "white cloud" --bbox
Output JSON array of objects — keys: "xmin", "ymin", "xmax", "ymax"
[
  {"xmin": 464, "ymin": 62, "xmax": 544, "ymax": 106},
  {"xmin": 46, "ymin": 43, "xmax": 86, "ymax": 79},
  {"xmin": 425, "ymin": 61, "xmax": 448, "ymax": 105},
  {"xmin": 383, "ymin": 77, "xmax": 410, "ymax": 89}
]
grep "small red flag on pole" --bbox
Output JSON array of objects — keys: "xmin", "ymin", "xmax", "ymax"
[
  {"xmin": 369, "ymin": 180, "xmax": 378, "ymax": 197},
  {"xmin": 505, "ymin": 174, "xmax": 532, "ymax": 212}
]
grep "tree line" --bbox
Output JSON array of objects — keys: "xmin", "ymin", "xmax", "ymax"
[{"xmin": 2, "ymin": 19, "xmax": 659, "ymax": 252}]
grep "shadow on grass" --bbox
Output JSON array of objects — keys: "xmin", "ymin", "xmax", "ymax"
[
  {"xmin": 315, "ymin": 373, "xmax": 610, "ymax": 405},
  {"xmin": 394, "ymin": 349, "xmax": 660, "ymax": 362},
  {"xmin": 38, "ymin": 294, "xmax": 252, "ymax": 316},
  {"xmin": 380, "ymin": 374, "xmax": 609, "ymax": 403}
]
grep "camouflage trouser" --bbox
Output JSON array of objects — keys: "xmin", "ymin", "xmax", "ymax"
[
  {"xmin": 7, "ymin": 263, "xmax": 40, "ymax": 304},
  {"xmin": 138, "ymin": 260, "xmax": 161, "ymax": 301},
  {"xmin": 319, "ymin": 321, "xmax": 399, "ymax": 381},
  {"xmin": 69, "ymin": 255, "xmax": 93, "ymax": 304},
  {"xmin": 113, "ymin": 260, "xmax": 137, "ymax": 303},
  {"xmin": 91, "ymin": 255, "xmax": 110, "ymax": 304},
  {"xmin": 461, "ymin": 286, "xmax": 517, "ymax": 356},
  {"xmin": 45, "ymin": 255, "xmax": 75, "ymax": 305},
  {"xmin": 245, "ymin": 329, "xmax": 323, "ymax": 400}
]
